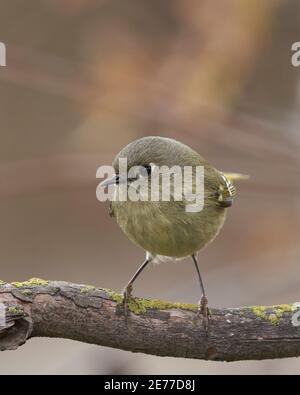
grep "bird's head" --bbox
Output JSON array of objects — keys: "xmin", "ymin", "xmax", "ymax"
[{"xmin": 101, "ymin": 136, "xmax": 203, "ymax": 188}]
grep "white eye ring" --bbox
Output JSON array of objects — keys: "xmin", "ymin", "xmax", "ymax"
[
  {"xmin": 149, "ymin": 162, "xmax": 158, "ymax": 172},
  {"xmin": 139, "ymin": 163, "xmax": 156, "ymax": 178}
]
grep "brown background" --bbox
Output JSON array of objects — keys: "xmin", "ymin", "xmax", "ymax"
[{"xmin": 0, "ymin": 0, "xmax": 300, "ymax": 374}]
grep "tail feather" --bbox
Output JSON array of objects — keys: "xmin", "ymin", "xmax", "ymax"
[{"xmin": 223, "ymin": 172, "xmax": 250, "ymax": 182}]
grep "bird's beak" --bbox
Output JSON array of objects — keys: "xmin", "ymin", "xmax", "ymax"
[{"xmin": 100, "ymin": 174, "xmax": 126, "ymax": 187}]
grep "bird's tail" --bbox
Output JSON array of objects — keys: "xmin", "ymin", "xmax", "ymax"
[{"xmin": 223, "ymin": 172, "xmax": 250, "ymax": 182}]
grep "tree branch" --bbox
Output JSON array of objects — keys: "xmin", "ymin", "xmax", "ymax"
[{"xmin": 0, "ymin": 279, "xmax": 299, "ymax": 361}]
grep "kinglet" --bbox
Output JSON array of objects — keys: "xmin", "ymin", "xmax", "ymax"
[{"xmin": 101, "ymin": 136, "xmax": 246, "ymax": 322}]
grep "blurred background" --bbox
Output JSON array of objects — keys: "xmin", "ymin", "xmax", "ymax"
[{"xmin": 0, "ymin": 0, "xmax": 300, "ymax": 374}]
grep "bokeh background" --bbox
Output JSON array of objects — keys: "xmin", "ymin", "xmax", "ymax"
[{"xmin": 0, "ymin": 0, "xmax": 300, "ymax": 374}]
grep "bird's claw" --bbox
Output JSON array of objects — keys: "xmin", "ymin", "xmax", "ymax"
[
  {"xmin": 195, "ymin": 295, "xmax": 211, "ymax": 331},
  {"xmin": 122, "ymin": 284, "xmax": 133, "ymax": 316}
]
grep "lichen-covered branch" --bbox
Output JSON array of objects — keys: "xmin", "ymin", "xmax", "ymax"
[{"xmin": 0, "ymin": 279, "xmax": 300, "ymax": 361}]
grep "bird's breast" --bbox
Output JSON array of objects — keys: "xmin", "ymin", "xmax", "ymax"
[{"xmin": 112, "ymin": 199, "xmax": 227, "ymax": 258}]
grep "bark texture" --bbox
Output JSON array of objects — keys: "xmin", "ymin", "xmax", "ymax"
[{"xmin": 0, "ymin": 280, "xmax": 299, "ymax": 361}]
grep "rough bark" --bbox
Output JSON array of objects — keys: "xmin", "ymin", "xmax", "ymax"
[{"xmin": 0, "ymin": 280, "xmax": 299, "ymax": 361}]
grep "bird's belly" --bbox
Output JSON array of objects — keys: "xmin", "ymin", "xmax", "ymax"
[{"xmin": 113, "ymin": 201, "xmax": 226, "ymax": 258}]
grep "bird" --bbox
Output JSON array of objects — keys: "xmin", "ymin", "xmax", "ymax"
[{"xmin": 101, "ymin": 136, "xmax": 247, "ymax": 323}]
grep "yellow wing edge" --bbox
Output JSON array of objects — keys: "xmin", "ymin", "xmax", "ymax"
[{"xmin": 223, "ymin": 172, "xmax": 250, "ymax": 182}]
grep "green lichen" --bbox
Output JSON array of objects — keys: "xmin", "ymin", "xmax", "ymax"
[
  {"xmin": 252, "ymin": 304, "xmax": 294, "ymax": 326},
  {"xmin": 252, "ymin": 306, "xmax": 267, "ymax": 320},
  {"xmin": 0, "ymin": 280, "xmax": 5, "ymax": 285},
  {"xmin": 7, "ymin": 306, "xmax": 23, "ymax": 315},
  {"xmin": 11, "ymin": 278, "xmax": 49, "ymax": 288},
  {"xmin": 274, "ymin": 304, "xmax": 294, "ymax": 315},
  {"xmin": 20, "ymin": 289, "xmax": 33, "ymax": 296},
  {"xmin": 104, "ymin": 289, "xmax": 197, "ymax": 315},
  {"xmin": 80, "ymin": 285, "xmax": 96, "ymax": 294},
  {"xmin": 105, "ymin": 289, "xmax": 122, "ymax": 304}
]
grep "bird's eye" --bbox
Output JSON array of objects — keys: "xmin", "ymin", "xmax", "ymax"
[{"xmin": 144, "ymin": 165, "xmax": 152, "ymax": 176}]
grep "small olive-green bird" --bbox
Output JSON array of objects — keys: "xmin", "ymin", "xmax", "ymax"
[{"xmin": 101, "ymin": 136, "xmax": 247, "ymax": 319}]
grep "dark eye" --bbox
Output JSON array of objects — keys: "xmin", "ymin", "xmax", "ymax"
[{"xmin": 144, "ymin": 165, "xmax": 152, "ymax": 175}]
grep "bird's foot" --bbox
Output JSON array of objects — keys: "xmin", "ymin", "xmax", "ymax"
[
  {"xmin": 122, "ymin": 284, "xmax": 133, "ymax": 316},
  {"xmin": 195, "ymin": 296, "xmax": 211, "ymax": 332}
]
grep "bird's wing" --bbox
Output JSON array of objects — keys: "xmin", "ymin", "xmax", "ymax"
[{"xmin": 214, "ymin": 172, "xmax": 249, "ymax": 207}]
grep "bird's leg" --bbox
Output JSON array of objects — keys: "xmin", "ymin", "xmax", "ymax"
[
  {"xmin": 191, "ymin": 254, "xmax": 211, "ymax": 329},
  {"xmin": 122, "ymin": 283, "xmax": 133, "ymax": 309},
  {"xmin": 122, "ymin": 254, "xmax": 153, "ymax": 315}
]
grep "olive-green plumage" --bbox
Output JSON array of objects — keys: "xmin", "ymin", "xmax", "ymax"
[{"xmin": 110, "ymin": 136, "xmax": 235, "ymax": 258}]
